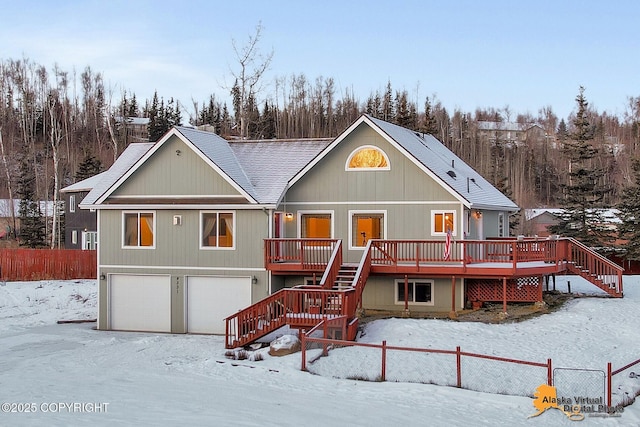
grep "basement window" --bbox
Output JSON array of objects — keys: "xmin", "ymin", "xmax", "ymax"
[{"xmin": 395, "ymin": 280, "xmax": 434, "ymax": 305}]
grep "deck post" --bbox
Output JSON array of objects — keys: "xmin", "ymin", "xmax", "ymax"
[
  {"xmin": 502, "ymin": 277, "xmax": 507, "ymax": 314},
  {"xmin": 403, "ymin": 275, "xmax": 409, "ymax": 315},
  {"xmin": 449, "ymin": 276, "xmax": 457, "ymax": 319}
]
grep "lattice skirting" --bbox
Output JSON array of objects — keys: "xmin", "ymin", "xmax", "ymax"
[{"xmin": 466, "ymin": 277, "xmax": 543, "ymax": 303}]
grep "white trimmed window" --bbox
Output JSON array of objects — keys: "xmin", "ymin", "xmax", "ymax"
[
  {"xmin": 71, "ymin": 230, "xmax": 78, "ymax": 245},
  {"xmin": 123, "ymin": 211, "xmax": 155, "ymax": 248},
  {"xmin": 201, "ymin": 211, "xmax": 235, "ymax": 249},
  {"xmin": 349, "ymin": 211, "xmax": 386, "ymax": 249},
  {"xmin": 345, "ymin": 145, "xmax": 390, "ymax": 170},
  {"xmin": 69, "ymin": 195, "xmax": 76, "ymax": 213},
  {"xmin": 432, "ymin": 210, "xmax": 455, "ymax": 236},
  {"xmin": 82, "ymin": 231, "xmax": 98, "ymax": 250},
  {"xmin": 395, "ymin": 280, "xmax": 434, "ymax": 305},
  {"xmin": 299, "ymin": 212, "xmax": 333, "ymax": 239}
]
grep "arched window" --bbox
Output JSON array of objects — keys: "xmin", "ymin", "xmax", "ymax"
[{"xmin": 345, "ymin": 146, "xmax": 390, "ymax": 170}]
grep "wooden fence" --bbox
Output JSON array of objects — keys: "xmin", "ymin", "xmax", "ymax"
[{"xmin": 0, "ymin": 248, "xmax": 97, "ymax": 281}]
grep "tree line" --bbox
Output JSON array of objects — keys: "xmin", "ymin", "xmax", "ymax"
[{"xmin": 1, "ymin": 56, "xmax": 640, "ymax": 258}]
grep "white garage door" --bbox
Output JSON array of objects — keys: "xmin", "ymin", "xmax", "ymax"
[
  {"xmin": 109, "ymin": 274, "xmax": 171, "ymax": 333},
  {"xmin": 186, "ymin": 276, "xmax": 251, "ymax": 334}
]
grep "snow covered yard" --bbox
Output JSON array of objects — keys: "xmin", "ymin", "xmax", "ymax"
[{"xmin": 1, "ymin": 277, "xmax": 640, "ymax": 426}]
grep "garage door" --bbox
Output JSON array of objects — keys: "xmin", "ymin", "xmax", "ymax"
[
  {"xmin": 109, "ymin": 274, "xmax": 171, "ymax": 332},
  {"xmin": 186, "ymin": 276, "xmax": 251, "ymax": 334}
]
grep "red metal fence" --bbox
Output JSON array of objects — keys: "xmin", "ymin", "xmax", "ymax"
[
  {"xmin": 301, "ymin": 319, "xmax": 639, "ymax": 410},
  {"xmin": 301, "ymin": 331, "xmax": 552, "ymax": 397},
  {"xmin": 0, "ymin": 248, "xmax": 97, "ymax": 281}
]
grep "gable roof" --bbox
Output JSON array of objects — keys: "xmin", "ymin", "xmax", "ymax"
[
  {"xmin": 290, "ymin": 114, "xmax": 519, "ymax": 211},
  {"xmin": 81, "ymin": 116, "xmax": 517, "ymax": 212},
  {"xmin": 80, "ymin": 128, "xmax": 331, "ymax": 208},
  {"xmin": 172, "ymin": 127, "xmax": 259, "ymax": 202}
]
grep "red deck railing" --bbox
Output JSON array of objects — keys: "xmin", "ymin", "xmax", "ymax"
[
  {"xmin": 265, "ymin": 239, "xmax": 340, "ymax": 272},
  {"xmin": 229, "ymin": 237, "xmax": 624, "ymax": 348},
  {"xmin": 224, "ymin": 287, "xmax": 356, "ymax": 348}
]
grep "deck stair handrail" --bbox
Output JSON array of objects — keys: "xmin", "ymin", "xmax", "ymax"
[
  {"xmin": 352, "ymin": 239, "xmax": 374, "ymax": 311},
  {"xmin": 318, "ymin": 240, "xmax": 343, "ymax": 289},
  {"xmin": 563, "ymin": 237, "xmax": 623, "ymax": 297},
  {"xmin": 224, "ymin": 286, "xmax": 356, "ymax": 349}
]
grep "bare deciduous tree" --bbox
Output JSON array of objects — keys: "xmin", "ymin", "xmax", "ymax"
[{"xmin": 230, "ymin": 22, "xmax": 274, "ymax": 139}]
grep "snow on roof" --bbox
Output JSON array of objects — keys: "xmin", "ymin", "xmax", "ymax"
[
  {"xmin": 525, "ymin": 208, "xmax": 621, "ymax": 223},
  {"xmin": 477, "ymin": 121, "xmax": 543, "ymax": 132},
  {"xmin": 60, "ymin": 171, "xmax": 108, "ymax": 193},
  {"xmin": 0, "ymin": 199, "xmax": 57, "ymax": 217},
  {"xmin": 115, "ymin": 116, "xmax": 150, "ymax": 126}
]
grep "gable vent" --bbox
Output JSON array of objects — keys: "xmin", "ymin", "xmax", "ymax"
[{"xmin": 447, "ymin": 170, "xmax": 457, "ymax": 179}]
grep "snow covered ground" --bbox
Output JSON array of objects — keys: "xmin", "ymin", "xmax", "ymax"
[{"xmin": 1, "ymin": 276, "xmax": 640, "ymax": 426}]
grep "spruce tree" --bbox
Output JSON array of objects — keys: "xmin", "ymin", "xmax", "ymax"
[
  {"xmin": 75, "ymin": 154, "xmax": 102, "ymax": 181},
  {"xmin": 16, "ymin": 154, "xmax": 46, "ymax": 248},
  {"xmin": 548, "ymin": 87, "xmax": 611, "ymax": 248},
  {"xmin": 617, "ymin": 157, "xmax": 640, "ymax": 259}
]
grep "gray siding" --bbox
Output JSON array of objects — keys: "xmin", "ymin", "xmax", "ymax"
[
  {"xmin": 112, "ymin": 136, "xmax": 241, "ymax": 197},
  {"xmin": 285, "ymin": 124, "xmax": 458, "ymax": 203},
  {"xmin": 99, "ymin": 209, "xmax": 267, "ymax": 269},
  {"xmin": 278, "ymin": 123, "xmax": 464, "ymax": 263},
  {"xmin": 362, "ymin": 276, "xmax": 464, "ymax": 312}
]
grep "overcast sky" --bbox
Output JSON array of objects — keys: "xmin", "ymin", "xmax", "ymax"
[{"xmin": 2, "ymin": 0, "xmax": 638, "ymax": 122}]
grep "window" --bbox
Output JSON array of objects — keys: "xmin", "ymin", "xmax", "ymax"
[
  {"xmin": 432, "ymin": 211, "xmax": 455, "ymax": 235},
  {"xmin": 300, "ymin": 213, "xmax": 332, "ymax": 238},
  {"xmin": 346, "ymin": 145, "xmax": 390, "ymax": 170},
  {"xmin": 69, "ymin": 195, "xmax": 76, "ymax": 213},
  {"xmin": 350, "ymin": 211, "xmax": 385, "ymax": 248},
  {"xmin": 395, "ymin": 280, "xmax": 433, "ymax": 305},
  {"xmin": 201, "ymin": 211, "xmax": 235, "ymax": 249},
  {"xmin": 71, "ymin": 230, "xmax": 77, "ymax": 245},
  {"xmin": 498, "ymin": 213, "xmax": 505, "ymax": 237},
  {"xmin": 82, "ymin": 231, "xmax": 98, "ymax": 250},
  {"xmin": 123, "ymin": 212, "xmax": 155, "ymax": 248}
]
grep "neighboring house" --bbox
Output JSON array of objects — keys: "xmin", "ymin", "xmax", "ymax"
[
  {"xmin": 0, "ymin": 199, "xmax": 57, "ymax": 240},
  {"xmin": 80, "ymin": 114, "xmax": 622, "ymax": 343},
  {"xmin": 115, "ymin": 117, "xmax": 150, "ymax": 143},
  {"xmin": 477, "ymin": 121, "xmax": 547, "ymax": 146},
  {"xmin": 524, "ymin": 208, "xmax": 563, "ymax": 237},
  {"xmin": 60, "ymin": 173, "xmax": 106, "ymax": 250},
  {"xmin": 524, "ymin": 208, "xmax": 621, "ymax": 237}
]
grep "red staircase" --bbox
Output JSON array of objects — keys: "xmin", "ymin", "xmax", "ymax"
[
  {"xmin": 564, "ymin": 238, "xmax": 623, "ymax": 297},
  {"xmin": 225, "ymin": 241, "xmax": 369, "ymax": 349}
]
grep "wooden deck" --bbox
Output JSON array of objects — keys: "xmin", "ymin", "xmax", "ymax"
[
  {"xmin": 266, "ymin": 238, "xmax": 574, "ymax": 277},
  {"xmin": 225, "ymin": 237, "xmax": 623, "ymax": 348}
]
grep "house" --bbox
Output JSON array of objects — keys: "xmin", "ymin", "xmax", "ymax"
[
  {"xmin": 524, "ymin": 209, "xmax": 563, "ymax": 237},
  {"xmin": 0, "ymin": 199, "xmax": 57, "ymax": 241},
  {"xmin": 80, "ymin": 114, "xmax": 623, "ymax": 345},
  {"xmin": 524, "ymin": 208, "xmax": 621, "ymax": 237},
  {"xmin": 115, "ymin": 116, "xmax": 150, "ymax": 143},
  {"xmin": 60, "ymin": 173, "xmax": 105, "ymax": 249},
  {"xmin": 477, "ymin": 121, "xmax": 547, "ymax": 146}
]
